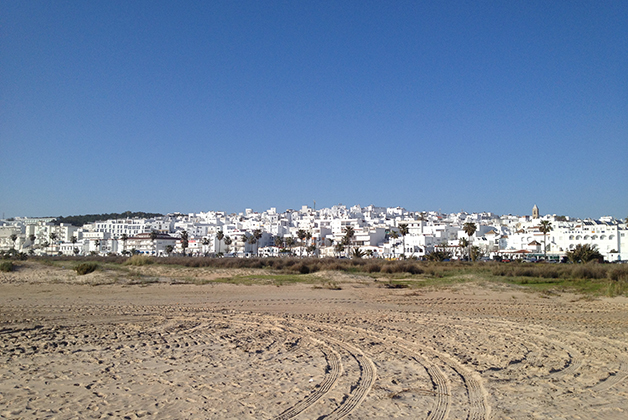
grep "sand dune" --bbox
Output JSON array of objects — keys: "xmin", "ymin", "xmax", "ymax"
[{"xmin": 1, "ymin": 262, "xmax": 627, "ymax": 419}]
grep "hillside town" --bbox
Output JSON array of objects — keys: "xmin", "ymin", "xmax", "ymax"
[{"xmin": 1, "ymin": 205, "xmax": 626, "ymax": 262}]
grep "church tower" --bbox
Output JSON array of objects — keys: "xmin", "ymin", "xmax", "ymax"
[{"xmin": 532, "ymin": 204, "xmax": 539, "ymax": 219}]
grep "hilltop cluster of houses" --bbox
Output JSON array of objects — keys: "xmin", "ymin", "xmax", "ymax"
[{"xmin": 1, "ymin": 204, "xmax": 627, "ymax": 262}]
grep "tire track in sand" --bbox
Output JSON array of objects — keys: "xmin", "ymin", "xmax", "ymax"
[{"xmin": 273, "ymin": 339, "xmax": 342, "ymax": 420}]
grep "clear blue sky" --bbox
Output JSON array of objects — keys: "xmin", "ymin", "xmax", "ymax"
[{"xmin": 1, "ymin": 1, "xmax": 626, "ymax": 219}]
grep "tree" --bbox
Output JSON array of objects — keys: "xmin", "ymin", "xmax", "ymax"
[
  {"xmin": 566, "ymin": 244, "xmax": 603, "ymax": 264},
  {"xmin": 247, "ymin": 235, "xmax": 257, "ymax": 255},
  {"xmin": 352, "ymin": 248, "xmax": 365, "ymax": 259},
  {"xmin": 180, "ymin": 231, "xmax": 189, "ymax": 256},
  {"xmin": 120, "ymin": 233, "xmax": 128, "ymax": 254},
  {"xmin": 297, "ymin": 229, "xmax": 307, "ymax": 245},
  {"xmin": 253, "ymin": 229, "xmax": 263, "ymax": 256},
  {"xmin": 285, "ymin": 237, "xmax": 295, "ymax": 254},
  {"xmin": 398, "ymin": 223, "xmax": 409, "ymax": 259},
  {"xmin": 150, "ymin": 230, "xmax": 158, "ymax": 255},
  {"xmin": 458, "ymin": 237, "xmax": 469, "ymax": 259},
  {"xmin": 28, "ymin": 234, "xmax": 36, "ymax": 248},
  {"xmin": 94, "ymin": 239, "xmax": 100, "ymax": 255},
  {"xmin": 165, "ymin": 245, "xmax": 174, "ymax": 256},
  {"xmin": 388, "ymin": 230, "xmax": 400, "ymax": 258},
  {"xmin": 274, "ymin": 236, "xmax": 284, "ymax": 249},
  {"xmin": 334, "ymin": 242, "xmax": 345, "ymax": 257},
  {"xmin": 9, "ymin": 233, "xmax": 17, "ymax": 249},
  {"xmin": 223, "ymin": 235, "xmax": 232, "ymax": 254},
  {"xmin": 201, "ymin": 237, "xmax": 210, "ymax": 255},
  {"xmin": 427, "ymin": 249, "xmax": 452, "ymax": 262},
  {"xmin": 343, "ymin": 226, "xmax": 355, "ymax": 257},
  {"xmin": 70, "ymin": 236, "xmax": 77, "ymax": 254},
  {"xmin": 462, "ymin": 222, "xmax": 477, "ymax": 259},
  {"xmin": 216, "ymin": 230, "xmax": 225, "ymax": 255},
  {"xmin": 469, "ymin": 246, "xmax": 483, "ymax": 262},
  {"xmin": 539, "ymin": 220, "xmax": 553, "ymax": 257},
  {"xmin": 49, "ymin": 232, "xmax": 58, "ymax": 255},
  {"xmin": 463, "ymin": 222, "xmax": 477, "ymax": 238}
]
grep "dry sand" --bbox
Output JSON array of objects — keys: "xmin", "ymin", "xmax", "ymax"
[{"xmin": 1, "ymin": 262, "xmax": 627, "ymax": 419}]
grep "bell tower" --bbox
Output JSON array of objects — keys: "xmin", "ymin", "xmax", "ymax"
[{"xmin": 532, "ymin": 204, "xmax": 539, "ymax": 219}]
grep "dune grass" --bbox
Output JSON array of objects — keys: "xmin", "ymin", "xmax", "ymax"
[{"xmin": 31, "ymin": 256, "xmax": 628, "ymax": 297}]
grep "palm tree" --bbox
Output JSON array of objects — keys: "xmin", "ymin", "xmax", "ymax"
[
  {"xmin": 120, "ymin": 233, "xmax": 128, "ymax": 254},
  {"xmin": 94, "ymin": 239, "xmax": 100, "ymax": 255},
  {"xmin": 334, "ymin": 242, "xmax": 345, "ymax": 257},
  {"xmin": 352, "ymin": 248, "xmax": 365, "ymax": 259},
  {"xmin": 165, "ymin": 245, "xmax": 174, "ymax": 256},
  {"xmin": 253, "ymin": 229, "xmax": 263, "ymax": 256},
  {"xmin": 180, "ymin": 230, "xmax": 189, "ymax": 256},
  {"xmin": 463, "ymin": 222, "xmax": 477, "ymax": 238},
  {"xmin": 247, "ymin": 235, "xmax": 257, "ymax": 255},
  {"xmin": 469, "ymin": 245, "xmax": 482, "ymax": 262},
  {"xmin": 150, "ymin": 230, "xmax": 158, "ymax": 255},
  {"xmin": 297, "ymin": 229, "xmax": 307, "ymax": 244},
  {"xmin": 223, "ymin": 235, "xmax": 232, "ymax": 254},
  {"xmin": 274, "ymin": 236, "xmax": 284, "ymax": 249},
  {"xmin": 388, "ymin": 230, "xmax": 399, "ymax": 258},
  {"xmin": 539, "ymin": 220, "xmax": 553, "ymax": 258},
  {"xmin": 297, "ymin": 229, "xmax": 307, "ymax": 257},
  {"xmin": 462, "ymin": 222, "xmax": 477, "ymax": 259},
  {"xmin": 285, "ymin": 237, "xmax": 295, "ymax": 255},
  {"xmin": 70, "ymin": 235, "xmax": 77, "ymax": 255},
  {"xmin": 458, "ymin": 237, "xmax": 469, "ymax": 259},
  {"xmin": 566, "ymin": 244, "xmax": 603, "ymax": 263},
  {"xmin": 28, "ymin": 234, "xmax": 36, "ymax": 249},
  {"xmin": 49, "ymin": 232, "xmax": 58, "ymax": 255},
  {"xmin": 398, "ymin": 223, "xmax": 409, "ymax": 259},
  {"xmin": 216, "ymin": 230, "xmax": 224, "ymax": 255},
  {"xmin": 201, "ymin": 237, "xmax": 210, "ymax": 256},
  {"xmin": 343, "ymin": 226, "xmax": 355, "ymax": 257},
  {"xmin": 9, "ymin": 233, "xmax": 17, "ymax": 250}
]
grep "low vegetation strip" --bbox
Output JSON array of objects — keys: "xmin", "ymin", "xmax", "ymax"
[{"xmin": 17, "ymin": 256, "xmax": 628, "ymax": 296}]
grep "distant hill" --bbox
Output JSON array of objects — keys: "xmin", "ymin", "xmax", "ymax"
[{"xmin": 54, "ymin": 211, "xmax": 164, "ymax": 226}]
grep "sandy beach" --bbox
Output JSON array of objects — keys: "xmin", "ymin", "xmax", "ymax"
[{"xmin": 1, "ymin": 262, "xmax": 627, "ymax": 419}]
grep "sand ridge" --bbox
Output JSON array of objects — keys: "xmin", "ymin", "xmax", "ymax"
[{"xmin": 1, "ymin": 263, "xmax": 628, "ymax": 419}]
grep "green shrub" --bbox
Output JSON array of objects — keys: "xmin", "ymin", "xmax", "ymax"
[
  {"xmin": 0, "ymin": 261, "xmax": 14, "ymax": 272},
  {"xmin": 75, "ymin": 262, "xmax": 98, "ymax": 275}
]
